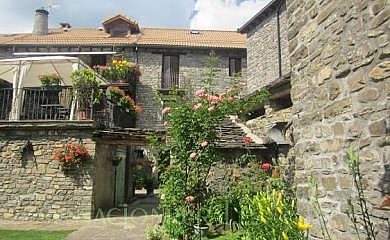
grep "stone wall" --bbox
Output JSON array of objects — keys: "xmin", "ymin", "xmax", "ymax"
[
  {"xmin": 0, "ymin": 123, "xmax": 96, "ymax": 221},
  {"xmin": 287, "ymin": 0, "xmax": 389, "ymax": 239},
  {"xmin": 136, "ymin": 49, "xmax": 247, "ymax": 129},
  {"xmin": 245, "ymin": 0, "xmax": 290, "ymax": 93},
  {"xmin": 247, "ymin": 107, "xmax": 292, "ymax": 139}
]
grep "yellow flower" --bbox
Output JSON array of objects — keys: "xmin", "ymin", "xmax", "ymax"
[
  {"xmin": 296, "ymin": 216, "xmax": 312, "ymax": 231},
  {"xmin": 276, "ymin": 192, "xmax": 282, "ymax": 206},
  {"xmin": 276, "ymin": 206, "xmax": 283, "ymax": 214},
  {"xmin": 260, "ymin": 215, "xmax": 267, "ymax": 224},
  {"xmin": 282, "ymin": 231, "xmax": 289, "ymax": 240}
]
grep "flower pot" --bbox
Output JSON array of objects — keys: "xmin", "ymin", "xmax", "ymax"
[
  {"xmin": 79, "ymin": 110, "xmax": 90, "ymax": 120},
  {"xmin": 146, "ymin": 187, "xmax": 154, "ymax": 196},
  {"xmin": 193, "ymin": 225, "xmax": 209, "ymax": 238}
]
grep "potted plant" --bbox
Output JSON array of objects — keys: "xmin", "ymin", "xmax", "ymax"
[
  {"xmin": 106, "ymin": 86, "xmax": 142, "ymax": 116},
  {"xmin": 106, "ymin": 86, "xmax": 125, "ymax": 102},
  {"xmin": 131, "ymin": 159, "xmax": 152, "ymax": 170},
  {"xmin": 71, "ymin": 68, "xmax": 103, "ymax": 119},
  {"xmin": 38, "ymin": 73, "xmax": 63, "ymax": 89},
  {"xmin": 94, "ymin": 59, "xmax": 140, "ymax": 83},
  {"xmin": 133, "ymin": 174, "xmax": 146, "ymax": 190},
  {"xmin": 53, "ymin": 143, "xmax": 90, "ymax": 171},
  {"xmin": 144, "ymin": 175, "xmax": 158, "ymax": 196}
]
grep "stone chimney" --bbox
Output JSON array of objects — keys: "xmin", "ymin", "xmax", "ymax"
[{"xmin": 32, "ymin": 9, "xmax": 49, "ymax": 35}]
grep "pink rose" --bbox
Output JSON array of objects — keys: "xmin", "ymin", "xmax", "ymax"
[
  {"xmin": 201, "ymin": 141, "xmax": 208, "ymax": 148},
  {"xmin": 162, "ymin": 107, "xmax": 171, "ymax": 115},
  {"xmin": 243, "ymin": 136, "xmax": 252, "ymax": 143},
  {"xmin": 228, "ymin": 97, "xmax": 234, "ymax": 103},
  {"xmin": 185, "ymin": 195, "xmax": 195, "ymax": 202},
  {"xmin": 194, "ymin": 103, "xmax": 202, "ymax": 110},
  {"xmin": 236, "ymin": 82, "xmax": 245, "ymax": 88},
  {"xmin": 208, "ymin": 106, "xmax": 215, "ymax": 112},
  {"xmin": 189, "ymin": 152, "xmax": 197, "ymax": 159},
  {"xmin": 195, "ymin": 89, "xmax": 205, "ymax": 97}
]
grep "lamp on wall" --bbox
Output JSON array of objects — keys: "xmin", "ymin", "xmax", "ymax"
[
  {"xmin": 112, "ymin": 148, "xmax": 126, "ymax": 166},
  {"xmin": 111, "ymin": 156, "xmax": 124, "ymax": 166}
]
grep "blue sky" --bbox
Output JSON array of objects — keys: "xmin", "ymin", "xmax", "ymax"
[{"xmin": 0, "ymin": 0, "xmax": 271, "ymax": 33}]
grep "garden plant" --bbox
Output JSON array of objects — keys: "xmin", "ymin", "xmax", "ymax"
[{"xmin": 149, "ymin": 53, "xmax": 311, "ymax": 239}]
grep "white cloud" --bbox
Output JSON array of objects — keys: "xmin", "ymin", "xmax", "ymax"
[
  {"xmin": 0, "ymin": 0, "xmax": 194, "ymax": 34},
  {"xmin": 0, "ymin": 0, "xmax": 269, "ymax": 34},
  {"xmin": 190, "ymin": 0, "xmax": 271, "ymax": 30}
]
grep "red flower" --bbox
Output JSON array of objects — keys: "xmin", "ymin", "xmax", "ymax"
[
  {"xmin": 54, "ymin": 143, "xmax": 89, "ymax": 170},
  {"xmin": 243, "ymin": 136, "xmax": 252, "ymax": 143},
  {"xmin": 262, "ymin": 163, "xmax": 271, "ymax": 170}
]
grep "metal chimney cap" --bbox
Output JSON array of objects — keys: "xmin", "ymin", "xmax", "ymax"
[{"xmin": 35, "ymin": 9, "xmax": 49, "ymax": 15}]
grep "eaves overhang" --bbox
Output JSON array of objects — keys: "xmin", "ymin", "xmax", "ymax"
[{"xmin": 238, "ymin": 0, "xmax": 283, "ymax": 34}]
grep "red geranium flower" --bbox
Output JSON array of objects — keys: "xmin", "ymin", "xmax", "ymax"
[
  {"xmin": 262, "ymin": 163, "xmax": 271, "ymax": 170},
  {"xmin": 53, "ymin": 143, "xmax": 89, "ymax": 170}
]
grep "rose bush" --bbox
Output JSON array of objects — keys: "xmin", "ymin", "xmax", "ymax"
[{"xmin": 151, "ymin": 54, "xmax": 271, "ymax": 238}]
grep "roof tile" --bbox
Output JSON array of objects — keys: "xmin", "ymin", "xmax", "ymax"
[{"xmin": 0, "ymin": 27, "xmax": 246, "ymax": 49}]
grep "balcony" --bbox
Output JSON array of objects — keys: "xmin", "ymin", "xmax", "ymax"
[
  {"xmin": 159, "ymin": 72, "xmax": 184, "ymax": 90},
  {"xmin": 0, "ymin": 87, "xmax": 135, "ymax": 129}
]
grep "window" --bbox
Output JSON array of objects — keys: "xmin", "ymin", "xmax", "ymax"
[
  {"xmin": 91, "ymin": 55, "xmax": 107, "ymax": 67},
  {"xmin": 162, "ymin": 55, "xmax": 180, "ymax": 89},
  {"xmin": 229, "ymin": 58, "xmax": 242, "ymax": 76}
]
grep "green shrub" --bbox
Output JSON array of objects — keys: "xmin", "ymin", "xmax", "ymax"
[
  {"xmin": 145, "ymin": 225, "xmax": 168, "ymax": 240},
  {"xmin": 239, "ymin": 187, "xmax": 310, "ymax": 240}
]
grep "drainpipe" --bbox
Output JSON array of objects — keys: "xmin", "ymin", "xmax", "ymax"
[
  {"xmin": 134, "ymin": 45, "xmax": 138, "ymax": 64},
  {"xmin": 276, "ymin": 0, "xmax": 284, "ymax": 78}
]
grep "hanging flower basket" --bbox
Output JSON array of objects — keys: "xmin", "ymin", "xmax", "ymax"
[
  {"xmin": 53, "ymin": 143, "xmax": 90, "ymax": 171},
  {"xmin": 131, "ymin": 160, "xmax": 152, "ymax": 170}
]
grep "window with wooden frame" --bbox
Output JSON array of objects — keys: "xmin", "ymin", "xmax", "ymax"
[
  {"xmin": 229, "ymin": 58, "xmax": 242, "ymax": 76},
  {"xmin": 161, "ymin": 55, "xmax": 180, "ymax": 89}
]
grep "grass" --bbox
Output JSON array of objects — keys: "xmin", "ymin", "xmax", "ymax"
[
  {"xmin": 0, "ymin": 230, "xmax": 73, "ymax": 240},
  {"xmin": 208, "ymin": 231, "xmax": 243, "ymax": 240}
]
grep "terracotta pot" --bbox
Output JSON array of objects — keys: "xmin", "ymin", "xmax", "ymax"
[{"xmin": 79, "ymin": 110, "xmax": 90, "ymax": 120}]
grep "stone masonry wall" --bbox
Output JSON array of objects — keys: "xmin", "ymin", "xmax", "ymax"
[
  {"xmin": 0, "ymin": 124, "xmax": 96, "ymax": 221},
  {"xmin": 246, "ymin": 1, "xmax": 290, "ymax": 93},
  {"xmin": 287, "ymin": 0, "xmax": 389, "ymax": 239},
  {"xmin": 136, "ymin": 49, "xmax": 247, "ymax": 129}
]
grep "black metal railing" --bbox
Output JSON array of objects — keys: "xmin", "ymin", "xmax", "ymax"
[
  {"xmin": 0, "ymin": 87, "xmax": 135, "ymax": 129},
  {"xmin": 0, "ymin": 87, "xmax": 72, "ymax": 121}
]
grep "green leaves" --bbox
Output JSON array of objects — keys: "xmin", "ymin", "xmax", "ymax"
[{"xmin": 149, "ymin": 53, "xmax": 270, "ymax": 239}]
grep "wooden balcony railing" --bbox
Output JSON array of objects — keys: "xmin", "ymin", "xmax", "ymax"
[{"xmin": 160, "ymin": 72, "xmax": 183, "ymax": 89}]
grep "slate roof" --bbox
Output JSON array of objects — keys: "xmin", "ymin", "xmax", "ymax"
[
  {"xmin": 0, "ymin": 28, "xmax": 246, "ymax": 49},
  {"xmin": 238, "ymin": 0, "xmax": 283, "ymax": 34},
  {"xmin": 217, "ymin": 117, "xmax": 269, "ymax": 149}
]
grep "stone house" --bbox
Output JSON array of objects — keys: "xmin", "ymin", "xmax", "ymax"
[
  {"xmin": 0, "ymin": 9, "xmax": 250, "ymax": 221},
  {"xmin": 238, "ymin": 0, "xmax": 292, "ymax": 162},
  {"xmin": 239, "ymin": 0, "xmax": 389, "ymax": 239}
]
